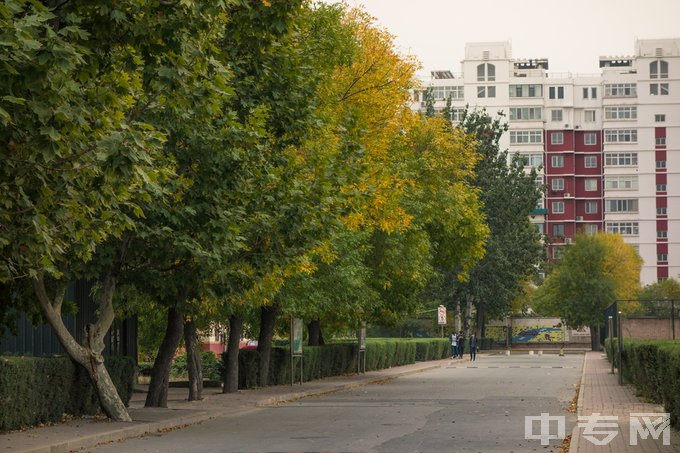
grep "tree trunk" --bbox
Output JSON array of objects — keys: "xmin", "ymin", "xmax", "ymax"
[
  {"xmin": 307, "ymin": 319, "xmax": 324, "ymax": 346},
  {"xmin": 455, "ymin": 299, "xmax": 461, "ymax": 332},
  {"xmin": 33, "ymin": 245, "xmax": 132, "ymax": 422},
  {"xmin": 184, "ymin": 318, "xmax": 203, "ymax": 401},
  {"xmin": 257, "ymin": 304, "xmax": 279, "ymax": 387},
  {"xmin": 223, "ymin": 314, "xmax": 242, "ymax": 393},
  {"xmin": 475, "ymin": 306, "xmax": 485, "ymax": 338},
  {"xmin": 145, "ymin": 305, "xmax": 184, "ymax": 407},
  {"xmin": 590, "ymin": 324, "xmax": 602, "ymax": 351}
]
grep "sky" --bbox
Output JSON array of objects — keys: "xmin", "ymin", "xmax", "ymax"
[{"xmin": 327, "ymin": 0, "xmax": 680, "ymax": 77}]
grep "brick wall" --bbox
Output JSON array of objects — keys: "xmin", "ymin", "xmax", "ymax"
[{"xmin": 622, "ymin": 317, "xmax": 680, "ymax": 340}]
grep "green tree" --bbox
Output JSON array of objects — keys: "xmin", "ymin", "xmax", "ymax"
[
  {"xmin": 533, "ymin": 233, "xmax": 642, "ymax": 350},
  {"xmin": 447, "ymin": 109, "xmax": 544, "ymax": 334},
  {"xmin": 631, "ymin": 277, "xmax": 680, "ymax": 316},
  {"xmin": 0, "ymin": 0, "xmax": 237, "ymax": 420}
]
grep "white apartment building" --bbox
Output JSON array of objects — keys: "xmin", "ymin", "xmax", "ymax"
[{"xmin": 412, "ymin": 39, "xmax": 680, "ymax": 285}]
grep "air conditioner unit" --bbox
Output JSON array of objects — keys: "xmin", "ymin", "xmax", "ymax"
[
  {"xmin": 564, "ymin": 193, "xmax": 572, "ymax": 198},
  {"xmin": 565, "ymin": 238, "xmax": 573, "ymax": 244},
  {"xmin": 564, "ymin": 124, "xmax": 570, "ymax": 128},
  {"xmin": 576, "ymin": 216, "xmax": 584, "ymax": 221}
]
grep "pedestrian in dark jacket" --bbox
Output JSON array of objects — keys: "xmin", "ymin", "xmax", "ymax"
[{"xmin": 469, "ymin": 333, "xmax": 478, "ymax": 361}]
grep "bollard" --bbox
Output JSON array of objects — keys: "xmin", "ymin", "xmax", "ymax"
[
  {"xmin": 529, "ymin": 350, "xmax": 534, "ymax": 355},
  {"xmin": 538, "ymin": 350, "xmax": 543, "ymax": 356},
  {"xmin": 505, "ymin": 349, "xmax": 511, "ymax": 356}
]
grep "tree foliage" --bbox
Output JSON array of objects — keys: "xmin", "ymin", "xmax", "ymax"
[
  {"xmin": 533, "ymin": 233, "xmax": 642, "ymax": 328},
  {"xmin": 443, "ymin": 109, "xmax": 544, "ymax": 326}
]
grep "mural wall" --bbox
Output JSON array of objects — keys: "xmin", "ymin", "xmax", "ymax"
[{"xmin": 486, "ymin": 318, "xmax": 591, "ymax": 345}]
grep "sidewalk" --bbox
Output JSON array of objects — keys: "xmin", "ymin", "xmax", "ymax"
[
  {"xmin": 1, "ymin": 360, "xmax": 442, "ymax": 453},
  {"xmin": 569, "ymin": 351, "xmax": 680, "ymax": 453}
]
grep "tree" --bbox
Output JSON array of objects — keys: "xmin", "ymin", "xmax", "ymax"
[
  {"xmin": 446, "ymin": 109, "xmax": 544, "ymax": 334},
  {"xmin": 637, "ymin": 278, "xmax": 680, "ymax": 316},
  {"xmin": 533, "ymin": 233, "xmax": 642, "ymax": 350},
  {"xmin": 0, "ymin": 0, "xmax": 243, "ymax": 419}
]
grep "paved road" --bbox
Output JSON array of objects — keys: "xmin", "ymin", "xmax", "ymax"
[{"xmin": 89, "ymin": 354, "xmax": 583, "ymax": 453}]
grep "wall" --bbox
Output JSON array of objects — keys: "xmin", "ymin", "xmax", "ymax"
[{"xmin": 622, "ymin": 317, "xmax": 680, "ymax": 340}]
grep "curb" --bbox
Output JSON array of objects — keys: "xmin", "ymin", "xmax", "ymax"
[{"xmin": 568, "ymin": 351, "xmax": 588, "ymax": 453}]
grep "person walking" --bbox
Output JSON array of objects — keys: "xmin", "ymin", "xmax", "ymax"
[
  {"xmin": 469, "ymin": 333, "xmax": 478, "ymax": 362},
  {"xmin": 449, "ymin": 332, "xmax": 458, "ymax": 359},
  {"xmin": 456, "ymin": 331, "xmax": 465, "ymax": 358}
]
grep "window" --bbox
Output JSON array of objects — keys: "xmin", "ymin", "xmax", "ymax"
[
  {"xmin": 657, "ymin": 184, "xmax": 667, "ymax": 192},
  {"xmin": 585, "ymin": 224, "xmax": 599, "ymax": 235},
  {"xmin": 604, "ymin": 106, "xmax": 637, "ymax": 120},
  {"xmin": 656, "ymin": 137, "xmax": 666, "ymax": 146},
  {"xmin": 477, "ymin": 63, "xmax": 495, "ymax": 81},
  {"xmin": 551, "ymin": 155, "xmax": 564, "ymax": 168},
  {"xmin": 604, "ymin": 175, "xmax": 638, "ymax": 190},
  {"xmin": 552, "ymin": 201, "xmax": 565, "ymax": 214},
  {"xmin": 650, "ymin": 83, "xmax": 669, "ymax": 95},
  {"xmin": 605, "ymin": 199, "xmax": 638, "ymax": 213},
  {"xmin": 551, "ymin": 109, "xmax": 563, "ymax": 121},
  {"xmin": 509, "ymin": 107, "xmax": 542, "ymax": 120},
  {"xmin": 605, "ymin": 152, "xmax": 637, "ymax": 166},
  {"xmin": 658, "ymin": 254, "xmax": 668, "ymax": 263},
  {"xmin": 605, "ymin": 222, "xmax": 639, "ymax": 235},
  {"xmin": 584, "ymin": 155, "xmax": 597, "ymax": 168},
  {"xmin": 477, "ymin": 86, "xmax": 496, "ymax": 98},
  {"xmin": 444, "ymin": 108, "xmax": 467, "ymax": 121},
  {"xmin": 650, "ymin": 60, "xmax": 669, "ymax": 79},
  {"xmin": 430, "ymin": 86, "xmax": 464, "ymax": 100},
  {"xmin": 549, "ymin": 86, "xmax": 564, "ymax": 99},
  {"xmin": 584, "ymin": 133, "xmax": 597, "ymax": 145},
  {"xmin": 534, "ymin": 223, "xmax": 545, "ymax": 235},
  {"xmin": 657, "ymin": 230, "xmax": 668, "ymax": 238},
  {"xmin": 604, "ymin": 83, "xmax": 637, "ymax": 97},
  {"xmin": 655, "ymin": 114, "xmax": 666, "ymax": 122},
  {"xmin": 657, "ymin": 207, "xmax": 667, "ymax": 215},
  {"xmin": 552, "ymin": 247, "xmax": 565, "ymax": 260},
  {"xmin": 656, "ymin": 160, "xmax": 667, "ymax": 169},
  {"xmin": 552, "ymin": 178, "xmax": 564, "ymax": 191},
  {"xmin": 585, "ymin": 179, "xmax": 597, "ymax": 191},
  {"xmin": 585, "ymin": 110, "xmax": 596, "ymax": 122},
  {"xmin": 509, "ymin": 84, "xmax": 543, "ymax": 97},
  {"xmin": 591, "ymin": 87, "xmax": 597, "ymax": 98},
  {"xmin": 552, "ymin": 224, "xmax": 565, "ymax": 236},
  {"xmin": 551, "ymin": 132, "xmax": 564, "ymax": 145},
  {"xmin": 519, "ymin": 153, "xmax": 543, "ymax": 167},
  {"xmin": 585, "ymin": 201, "xmax": 598, "ymax": 214},
  {"xmin": 604, "ymin": 129, "xmax": 637, "ymax": 143},
  {"xmin": 510, "ymin": 130, "xmax": 543, "ymax": 144}
]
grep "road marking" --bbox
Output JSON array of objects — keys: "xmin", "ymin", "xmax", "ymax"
[{"xmin": 446, "ymin": 365, "xmax": 576, "ymax": 369}]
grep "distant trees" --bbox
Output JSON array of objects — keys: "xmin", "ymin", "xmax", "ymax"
[{"xmin": 533, "ymin": 233, "xmax": 642, "ymax": 350}]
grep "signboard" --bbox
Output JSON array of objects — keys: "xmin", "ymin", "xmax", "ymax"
[
  {"xmin": 437, "ymin": 305, "xmax": 447, "ymax": 325},
  {"xmin": 292, "ymin": 318, "xmax": 303, "ymax": 356}
]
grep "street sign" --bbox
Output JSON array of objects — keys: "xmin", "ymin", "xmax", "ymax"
[{"xmin": 437, "ymin": 305, "xmax": 447, "ymax": 325}]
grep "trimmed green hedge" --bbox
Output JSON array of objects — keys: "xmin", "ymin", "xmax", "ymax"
[
  {"xmin": 0, "ymin": 355, "xmax": 135, "ymax": 432},
  {"xmin": 605, "ymin": 339, "xmax": 680, "ymax": 426},
  {"xmin": 225, "ymin": 338, "xmax": 462, "ymax": 390}
]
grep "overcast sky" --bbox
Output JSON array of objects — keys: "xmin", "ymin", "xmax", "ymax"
[{"xmin": 327, "ymin": 0, "xmax": 680, "ymax": 76}]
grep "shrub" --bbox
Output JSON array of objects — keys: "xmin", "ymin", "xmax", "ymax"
[
  {"xmin": 223, "ymin": 338, "xmax": 463, "ymax": 390},
  {"xmin": 0, "ymin": 355, "xmax": 135, "ymax": 432}
]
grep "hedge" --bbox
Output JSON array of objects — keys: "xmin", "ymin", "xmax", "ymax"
[
  {"xmin": 605, "ymin": 339, "xmax": 680, "ymax": 426},
  {"xmin": 0, "ymin": 355, "xmax": 135, "ymax": 432},
  {"xmin": 224, "ymin": 338, "xmax": 485, "ymax": 390}
]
